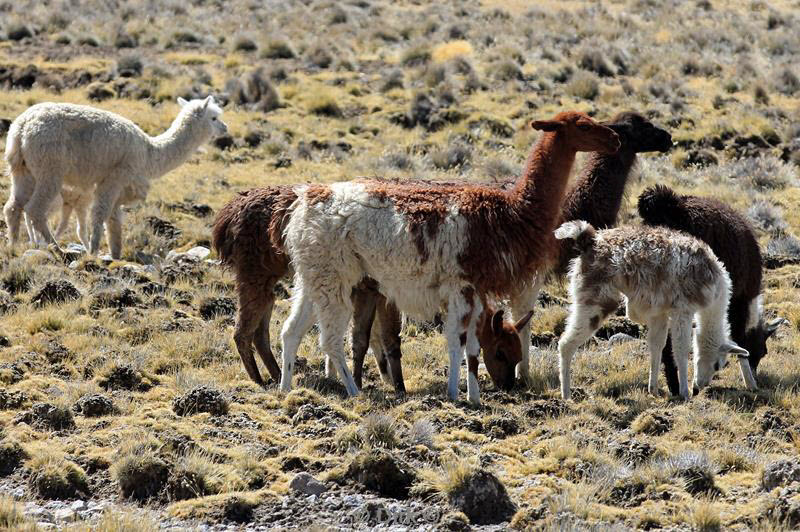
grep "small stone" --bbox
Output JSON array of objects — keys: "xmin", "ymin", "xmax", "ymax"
[
  {"xmin": 185, "ymin": 246, "xmax": 211, "ymax": 260},
  {"xmin": 609, "ymin": 332, "xmax": 636, "ymax": 345},
  {"xmin": 70, "ymin": 500, "xmax": 86, "ymax": 512},
  {"xmin": 448, "ymin": 469, "xmax": 516, "ymax": 525},
  {"xmin": 289, "ymin": 472, "xmax": 327, "ymax": 496},
  {"xmin": 54, "ymin": 508, "xmax": 76, "ymax": 521}
]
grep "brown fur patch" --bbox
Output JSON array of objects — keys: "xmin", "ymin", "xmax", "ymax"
[
  {"xmin": 467, "ymin": 355, "xmax": 479, "ymax": 378},
  {"xmin": 305, "ymin": 184, "xmax": 332, "ymax": 205}
]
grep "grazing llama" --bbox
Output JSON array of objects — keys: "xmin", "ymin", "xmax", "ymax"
[
  {"xmin": 554, "ymin": 221, "xmax": 757, "ymax": 401},
  {"xmin": 4, "ymin": 96, "xmax": 227, "ymax": 259},
  {"xmin": 637, "ymin": 185, "xmax": 786, "ymax": 394},
  {"xmin": 211, "ymin": 186, "xmax": 533, "ymax": 391},
  {"xmin": 280, "ymin": 111, "xmax": 620, "ymax": 403}
]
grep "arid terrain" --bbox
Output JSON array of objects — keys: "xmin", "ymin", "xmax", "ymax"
[{"xmin": 1, "ymin": 0, "xmax": 800, "ymax": 530}]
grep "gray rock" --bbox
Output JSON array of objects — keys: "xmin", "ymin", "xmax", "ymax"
[
  {"xmin": 70, "ymin": 500, "xmax": 86, "ymax": 512},
  {"xmin": 763, "ymin": 459, "xmax": 800, "ymax": 491},
  {"xmin": 290, "ymin": 472, "xmax": 327, "ymax": 496},
  {"xmin": 185, "ymin": 246, "xmax": 211, "ymax": 260},
  {"xmin": 609, "ymin": 333, "xmax": 636, "ymax": 345},
  {"xmin": 54, "ymin": 508, "xmax": 76, "ymax": 521},
  {"xmin": 448, "ymin": 469, "xmax": 516, "ymax": 525}
]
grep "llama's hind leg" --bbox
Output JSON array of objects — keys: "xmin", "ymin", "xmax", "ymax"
[
  {"xmin": 234, "ymin": 282, "xmax": 272, "ymax": 386},
  {"xmin": 105, "ymin": 202, "xmax": 124, "ymax": 259},
  {"xmin": 55, "ymin": 198, "xmax": 73, "ymax": 240},
  {"xmin": 24, "ymin": 178, "xmax": 62, "ymax": 250},
  {"xmin": 88, "ymin": 180, "xmax": 122, "ymax": 255},
  {"xmin": 668, "ymin": 312, "xmax": 693, "ymax": 400},
  {"xmin": 376, "ymin": 297, "xmax": 405, "ymax": 393},
  {"xmin": 4, "ymin": 170, "xmax": 35, "ymax": 247},
  {"xmin": 646, "ymin": 317, "xmax": 669, "ymax": 396},
  {"xmin": 254, "ymin": 297, "xmax": 281, "ymax": 381},
  {"xmin": 350, "ymin": 283, "xmax": 379, "ymax": 390}
]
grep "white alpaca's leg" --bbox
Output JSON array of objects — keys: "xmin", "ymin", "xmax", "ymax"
[
  {"xmin": 55, "ymin": 200, "xmax": 73, "ymax": 240},
  {"xmin": 279, "ymin": 287, "xmax": 316, "ymax": 393},
  {"xmin": 4, "ymin": 170, "xmax": 35, "ymax": 247},
  {"xmin": 106, "ymin": 202, "xmax": 124, "ymax": 259},
  {"xmin": 24, "ymin": 178, "xmax": 61, "ymax": 249},
  {"xmin": 646, "ymin": 317, "xmax": 669, "ymax": 396},
  {"xmin": 557, "ymin": 302, "xmax": 605, "ymax": 400},
  {"xmin": 669, "ymin": 312, "xmax": 693, "ymax": 400},
  {"xmin": 74, "ymin": 200, "xmax": 90, "ymax": 249},
  {"xmin": 511, "ymin": 275, "xmax": 544, "ymax": 383},
  {"xmin": 89, "ymin": 181, "xmax": 122, "ymax": 255}
]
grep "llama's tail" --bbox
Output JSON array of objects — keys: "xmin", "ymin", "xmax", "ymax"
[
  {"xmin": 211, "ymin": 192, "xmax": 245, "ymax": 266},
  {"xmin": 553, "ymin": 220, "xmax": 596, "ymax": 254},
  {"xmin": 637, "ymin": 184, "xmax": 682, "ymax": 227},
  {"xmin": 4, "ymin": 119, "xmax": 25, "ymax": 177}
]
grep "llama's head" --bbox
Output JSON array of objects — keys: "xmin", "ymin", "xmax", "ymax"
[
  {"xmin": 178, "ymin": 95, "xmax": 228, "ymax": 138},
  {"xmin": 693, "ymin": 338, "xmax": 750, "ymax": 394},
  {"xmin": 605, "ymin": 112, "xmax": 673, "ymax": 153},
  {"xmin": 741, "ymin": 296, "xmax": 787, "ymax": 374},
  {"xmin": 481, "ymin": 309, "xmax": 534, "ymax": 391},
  {"xmin": 531, "ymin": 111, "xmax": 620, "ymax": 154}
]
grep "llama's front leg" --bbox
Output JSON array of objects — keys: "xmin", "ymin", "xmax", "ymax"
[
  {"xmin": 319, "ymin": 302, "xmax": 360, "ymax": 397},
  {"xmin": 443, "ymin": 292, "xmax": 469, "ymax": 402},
  {"xmin": 646, "ymin": 317, "xmax": 669, "ymax": 396},
  {"xmin": 280, "ymin": 287, "xmax": 316, "ymax": 393},
  {"xmin": 105, "ymin": 201, "xmax": 124, "ymax": 259},
  {"xmin": 464, "ymin": 299, "xmax": 483, "ymax": 406},
  {"xmin": 557, "ymin": 301, "xmax": 607, "ymax": 400},
  {"xmin": 511, "ymin": 276, "xmax": 543, "ymax": 383},
  {"xmin": 350, "ymin": 284, "xmax": 378, "ymax": 390},
  {"xmin": 669, "ymin": 312, "xmax": 693, "ymax": 400},
  {"xmin": 234, "ymin": 281, "xmax": 273, "ymax": 386},
  {"xmin": 89, "ymin": 181, "xmax": 122, "ymax": 255}
]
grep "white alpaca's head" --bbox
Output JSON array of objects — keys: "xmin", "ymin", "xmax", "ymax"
[{"xmin": 177, "ymin": 95, "xmax": 228, "ymax": 139}]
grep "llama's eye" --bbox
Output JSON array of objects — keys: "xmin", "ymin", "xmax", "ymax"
[{"xmin": 211, "ymin": 117, "xmax": 217, "ymax": 121}]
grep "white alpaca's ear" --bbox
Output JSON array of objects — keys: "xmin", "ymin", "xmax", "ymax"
[
  {"xmin": 177, "ymin": 97, "xmax": 189, "ymax": 107},
  {"xmin": 202, "ymin": 95, "xmax": 213, "ymax": 110}
]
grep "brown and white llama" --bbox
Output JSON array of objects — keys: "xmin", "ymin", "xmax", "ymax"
[
  {"xmin": 211, "ymin": 186, "xmax": 532, "ymax": 391},
  {"xmin": 554, "ymin": 221, "xmax": 757, "ymax": 401},
  {"xmin": 279, "ymin": 111, "xmax": 620, "ymax": 403},
  {"xmin": 637, "ymin": 185, "xmax": 786, "ymax": 394},
  {"xmin": 348, "ymin": 111, "xmax": 673, "ymax": 389}
]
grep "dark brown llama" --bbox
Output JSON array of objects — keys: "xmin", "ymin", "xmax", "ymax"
[{"xmin": 637, "ymin": 185, "xmax": 786, "ymax": 395}]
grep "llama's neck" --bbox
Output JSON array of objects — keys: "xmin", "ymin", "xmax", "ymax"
[
  {"xmin": 563, "ymin": 149, "xmax": 637, "ymax": 229},
  {"xmin": 511, "ymin": 133, "xmax": 576, "ymax": 224},
  {"xmin": 147, "ymin": 112, "xmax": 209, "ymax": 178},
  {"xmin": 695, "ymin": 283, "xmax": 731, "ymax": 354}
]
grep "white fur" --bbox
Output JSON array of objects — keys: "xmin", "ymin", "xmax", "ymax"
[
  {"xmin": 556, "ymin": 222, "xmax": 757, "ymax": 401},
  {"xmin": 280, "ymin": 183, "xmax": 493, "ymax": 404},
  {"xmin": 4, "ymin": 96, "xmax": 227, "ymax": 258}
]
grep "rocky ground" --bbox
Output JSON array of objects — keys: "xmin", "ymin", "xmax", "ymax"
[{"xmin": 1, "ymin": 0, "xmax": 800, "ymax": 530}]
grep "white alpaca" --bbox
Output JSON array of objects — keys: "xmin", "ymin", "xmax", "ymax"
[
  {"xmin": 277, "ymin": 112, "xmax": 621, "ymax": 404},
  {"xmin": 4, "ymin": 96, "xmax": 227, "ymax": 258},
  {"xmin": 554, "ymin": 221, "xmax": 758, "ymax": 401}
]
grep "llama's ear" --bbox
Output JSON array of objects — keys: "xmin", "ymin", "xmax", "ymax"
[
  {"xmin": 766, "ymin": 317, "xmax": 788, "ymax": 338},
  {"xmin": 202, "ymin": 95, "xmax": 213, "ymax": 110},
  {"xmin": 492, "ymin": 310, "xmax": 505, "ymax": 336},
  {"xmin": 531, "ymin": 120, "xmax": 563, "ymax": 132},
  {"xmin": 720, "ymin": 342, "xmax": 749, "ymax": 359},
  {"xmin": 177, "ymin": 97, "xmax": 189, "ymax": 108},
  {"xmin": 514, "ymin": 310, "xmax": 534, "ymax": 331}
]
